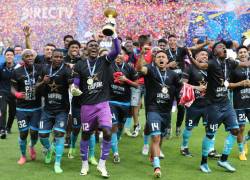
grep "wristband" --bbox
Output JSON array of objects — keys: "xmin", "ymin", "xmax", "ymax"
[{"xmin": 15, "ymin": 92, "xmax": 24, "ymax": 99}]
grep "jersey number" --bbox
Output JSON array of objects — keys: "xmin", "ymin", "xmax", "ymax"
[
  {"xmin": 82, "ymin": 123, "xmax": 89, "ymax": 131},
  {"xmin": 18, "ymin": 120, "xmax": 27, "ymax": 129},
  {"xmin": 151, "ymin": 123, "xmax": 159, "ymax": 131}
]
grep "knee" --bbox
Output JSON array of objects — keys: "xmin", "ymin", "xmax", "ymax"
[
  {"xmin": 81, "ymin": 131, "xmax": 91, "ymax": 141},
  {"xmin": 230, "ymin": 128, "xmax": 239, "ymax": 136},
  {"xmin": 206, "ymin": 134, "xmax": 214, "ymax": 140},
  {"xmin": 102, "ymin": 128, "xmax": 112, "ymax": 141},
  {"xmin": 239, "ymin": 125, "xmax": 245, "ymax": 133},
  {"xmin": 20, "ymin": 131, "xmax": 28, "ymax": 140},
  {"xmin": 39, "ymin": 133, "xmax": 49, "ymax": 138},
  {"xmin": 151, "ymin": 135, "xmax": 161, "ymax": 144},
  {"xmin": 54, "ymin": 130, "xmax": 65, "ymax": 138}
]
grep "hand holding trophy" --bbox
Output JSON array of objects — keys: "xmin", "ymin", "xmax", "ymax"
[{"xmin": 102, "ymin": 7, "xmax": 118, "ymax": 36}]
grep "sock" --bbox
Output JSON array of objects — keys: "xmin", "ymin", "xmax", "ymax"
[
  {"xmin": 70, "ymin": 132, "xmax": 78, "ymax": 148},
  {"xmin": 30, "ymin": 137, "xmax": 38, "ymax": 147},
  {"xmin": 201, "ymin": 156, "xmax": 207, "ymax": 165},
  {"xmin": 124, "ymin": 117, "xmax": 132, "ymax": 129},
  {"xmin": 100, "ymin": 140, "xmax": 111, "ymax": 160},
  {"xmin": 40, "ymin": 137, "xmax": 51, "ymax": 150},
  {"xmin": 153, "ymin": 157, "xmax": 160, "ymax": 169},
  {"xmin": 202, "ymin": 136, "xmax": 213, "ymax": 157},
  {"xmin": 98, "ymin": 159, "xmax": 106, "ymax": 167},
  {"xmin": 182, "ymin": 128, "xmax": 192, "ymax": 148},
  {"xmin": 117, "ymin": 129, "xmax": 122, "ymax": 141},
  {"xmin": 238, "ymin": 142, "xmax": 244, "ymax": 153},
  {"xmin": 80, "ymin": 139, "xmax": 89, "ymax": 161},
  {"xmin": 222, "ymin": 133, "xmax": 237, "ymax": 155},
  {"xmin": 18, "ymin": 138, "xmax": 27, "ymax": 156},
  {"xmin": 111, "ymin": 133, "xmax": 118, "ymax": 154},
  {"xmin": 144, "ymin": 135, "xmax": 150, "ymax": 145},
  {"xmin": 220, "ymin": 154, "xmax": 228, "ymax": 162},
  {"xmin": 55, "ymin": 137, "xmax": 65, "ymax": 165},
  {"xmin": 209, "ymin": 137, "xmax": 215, "ymax": 152},
  {"xmin": 89, "ymin": 134, "xmax": 96, "ymax": 158}
]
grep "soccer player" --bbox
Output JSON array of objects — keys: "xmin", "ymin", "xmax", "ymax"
[
  {"xmin": 0, "ymin": 48, "xmax": 16, "ymax": 138},
  {"xmin": 166, "ymin": 35, "xmax": 209, "ymax": 137},
  {"xmin": 11, "ymin": 49, "xmax": 42, "ymax": 165},
  {"xmin": 71, "ymin": 28, "xmax": 120, "ymax": 177},
  {"xmin": 229, "ymin": 46, "xmax": 250, "ymax": 160},
  {"xmin": 137, "ymin": 49, "xmax": 182, "ymax": 178},
  {"xmin": 109, "ymin": 47, "xmax": 138, "ymax": 163},
  {"xmin": 38, "ymin": 49, "xmax": 72, "ymax": 173},
  {"xmin": 191, "ymin": 42, "xmax": 250, "ymax": 173},
  {"xmin": 180, "ymin": 49, "xmax": 220, "ymax": 158},
  {"xmin": 64, "ymin": 40, "xmax": 82, "ymax": 148}
]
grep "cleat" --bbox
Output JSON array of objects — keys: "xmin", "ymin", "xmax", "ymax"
[
  {"xmin": 208, "ymin": 150, "xmax": 221, "ymax": 158},
  {"xmin": 80, "ymin": 163, "xmax": 89, "ymax": 176},
  {"xmin": 159, "ymin": 150, "xmax": 165, "ymax": 159},
  {"xmin": 44, "ymin": 150, "xmax": 52, "ymax": 164},
  {"xmin": 113, "ymin": 154, "xmax": 120, "ymax": 164},
  {"xmin": 18, "ymin": 156, "xmax": 27, "ymax": 165},
  {"xmin": 68, "ymin": 148, "xmax": 76, "ymax": 159},
  {"xmin": 28, "ymin": 146, "xmax": 36, "ymax": 160},
  {"xmin": 244, "ymin": 143, "xmax": 248, "ymax": 155},
  {"xmin": 97, "ymin": 165, "xmax": 110, "ymax": 178},
  {"xmin": 124, "ymin": 128, "xmax": 132, "ymax": 137},
  {"xmin": 54, "ymin": 163, "xmax": 63, "ymax": 174},
  {"xmin": 176, "ymin": 127, "xmax": 181, "ymax": 137},
  {"xmin": 165, "ymin": 128, "xmax": 171, "ymax": 140},
  {"xmin": 154, "ymin": 168, "xmax": 161, "ymax": 178},
  {"xmin": 217, "ymin": 160, "xmax": 236, "ymax": 172},
  {"xmin": 200, "ymin": 163, "xmax": 211, "ymax": 173},
  {"xmin": 0, "ymin": 130, "xmax": 6, "ymax": 139},
  {"xmin": 180, "ymin": 148, "xmax": 193, "ymax": 157},
  {"xmin": 239, "ymin": 152, "xmax": 247, "ymax": 161},
  {"xmin": 131, "ymin": 124, "xmax": 141, "ymax": 137},
  {"xmin": 142, "ymin": 144, "xmax": 149, "ymax": 156},
  {"xmin": 89, "ymin": 156, "xmax": 98, "ymax": 166}
]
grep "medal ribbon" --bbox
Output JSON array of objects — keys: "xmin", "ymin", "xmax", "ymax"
[
  {"xmin": 24, "ymin": 65, "xmax": 35, "ymax": 88},
  {"xmin": 49, "ymin": 63, "xmax": 64, "ymax": 77},
  {"xmin": 87, "ymin": 59, "xmax": 98, "ymax": 77},
  {"xmin": 156, "ymin": 67, "xmax": 167, "ymax": 86}
]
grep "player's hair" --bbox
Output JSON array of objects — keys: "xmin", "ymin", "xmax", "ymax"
[
  {"xmin": 158, "ymin": 38, "xmax": 167, "ymax": 44},
  {"xmin": 168, "ymin": 34, "xmax": 176, "ymax": 39},
  {"xmin": 236, "ymin": 45, "xmax": 248, "ymax": 53},
  {"xmin": 68, "ymin": 40, "xmax": 81, "ymax": 48},
  {"xmin": 193, "ymin": 48, "xmax": 208, "ymax": 57},
  {"xmin": 14, "ymin": 45, "xmax": 22, "ymax": 49},
  {"xmin": 4, "ymin": 48, "xmax": 15, "ymax": 55},
  {"xmin": 45, "ymin": 43, "xmax": 56, "ymax": 48},
  {"xmin": 155, "ymin": 50, "xmax": 167, "ymax": 56},
  {"xmin": 63, "ymin": 35, "xmax": 74, "ymax": 41},
  {"xmin": 86, "ymin": 39, "xmax": 98, "ymax": 46},
  {"xmin": 52, "ymin": 48, "xmax": 64, "ymax": 54},
  {"xmin": 138, "ymin": 35, "xmax": 150, "ymax": 48}
]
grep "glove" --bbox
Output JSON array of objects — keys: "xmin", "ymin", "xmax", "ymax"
[{"xmin": 71, "ymin": 84, "xmax": 82, "ymax": 96}]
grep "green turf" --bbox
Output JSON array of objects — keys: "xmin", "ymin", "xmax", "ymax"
[{"xmin": 0, "ymin": 109, "xmax": 250, "ymax": 180}]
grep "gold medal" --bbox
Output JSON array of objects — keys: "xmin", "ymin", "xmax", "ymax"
[
  {"xmin": 162, "ymin": 87, "xmax": 168, "ymax": 94},
  {"xmin": 224, "ymin": 80, "xmax": 229, "ymax": 88},
  {"xmin": 87, "ymin": 78, "xmax": 94, "ymax": 85}
]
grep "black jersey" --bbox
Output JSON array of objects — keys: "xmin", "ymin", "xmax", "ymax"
[
  {"xmin": 11, "ymin": 64, "xmax": 42, "ymax": 109},
  {"xmin": 0, "ymin": 63, "xmax": 15, "ymax": 95},
  {"xmin": 110, "ymin": 62, "xmax": 138, "ymax": 102},
  {"xmin": 231, "ymin": 66, "xmax": 250, "ymax": 109},
  {"xmin": 74, "ymin": 55, "xmax": 114, "ymax": 105},
  {"xmin": 183, "ymin": 64, "xmax": 208, "ymax": 106},
  {"xmin": 40, "ymin": 63, "xmax": 72, "ymax": 112},
  {"xmin": 144, "ymin": 64, "xmax": 182, "ymax": 113},
  {"xmin": 166, "ymin": 47, "xmax": 188, "ymax": 72},
  {"xmin": 206, "ymin": 58, "xmax": 238, "ymax": 104}
]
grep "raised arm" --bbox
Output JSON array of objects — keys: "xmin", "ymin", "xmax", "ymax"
[
  {"xmin": 188, "ymin": 49, "xmax": 208, "ymax": 70},
  {"xmin": 135, "ymin": 48, "xmax": 148, "ymax": 75},
  {"xmin": 107, "ymin": 34, "xmax": 121, "ymax": 61},
  {"xmin": 23, "ymin": 26, "xmax": 32, "ymax": 49}
]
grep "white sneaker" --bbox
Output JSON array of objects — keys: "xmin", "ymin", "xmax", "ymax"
[
  {"xmin": 131, "ymin": 124, "xmax": 141, "ymax": 137},
  {"xmin": 97, "ymin": 165, "xmax": 110, "ymax": 178},
  {"xmin": 80, "ymin": 162, "xmax": 89, "ymax": 176},
  {"xmin": 217, "ymin": 160, "xmax": 236, "ymax": 172},
  {"xmin": 160, "ymin": 150, "xmax": 165, "ymax": 159},
  {"xmin": 142, "ymin": 144, "xmax": 149, "ymax": 155}
]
